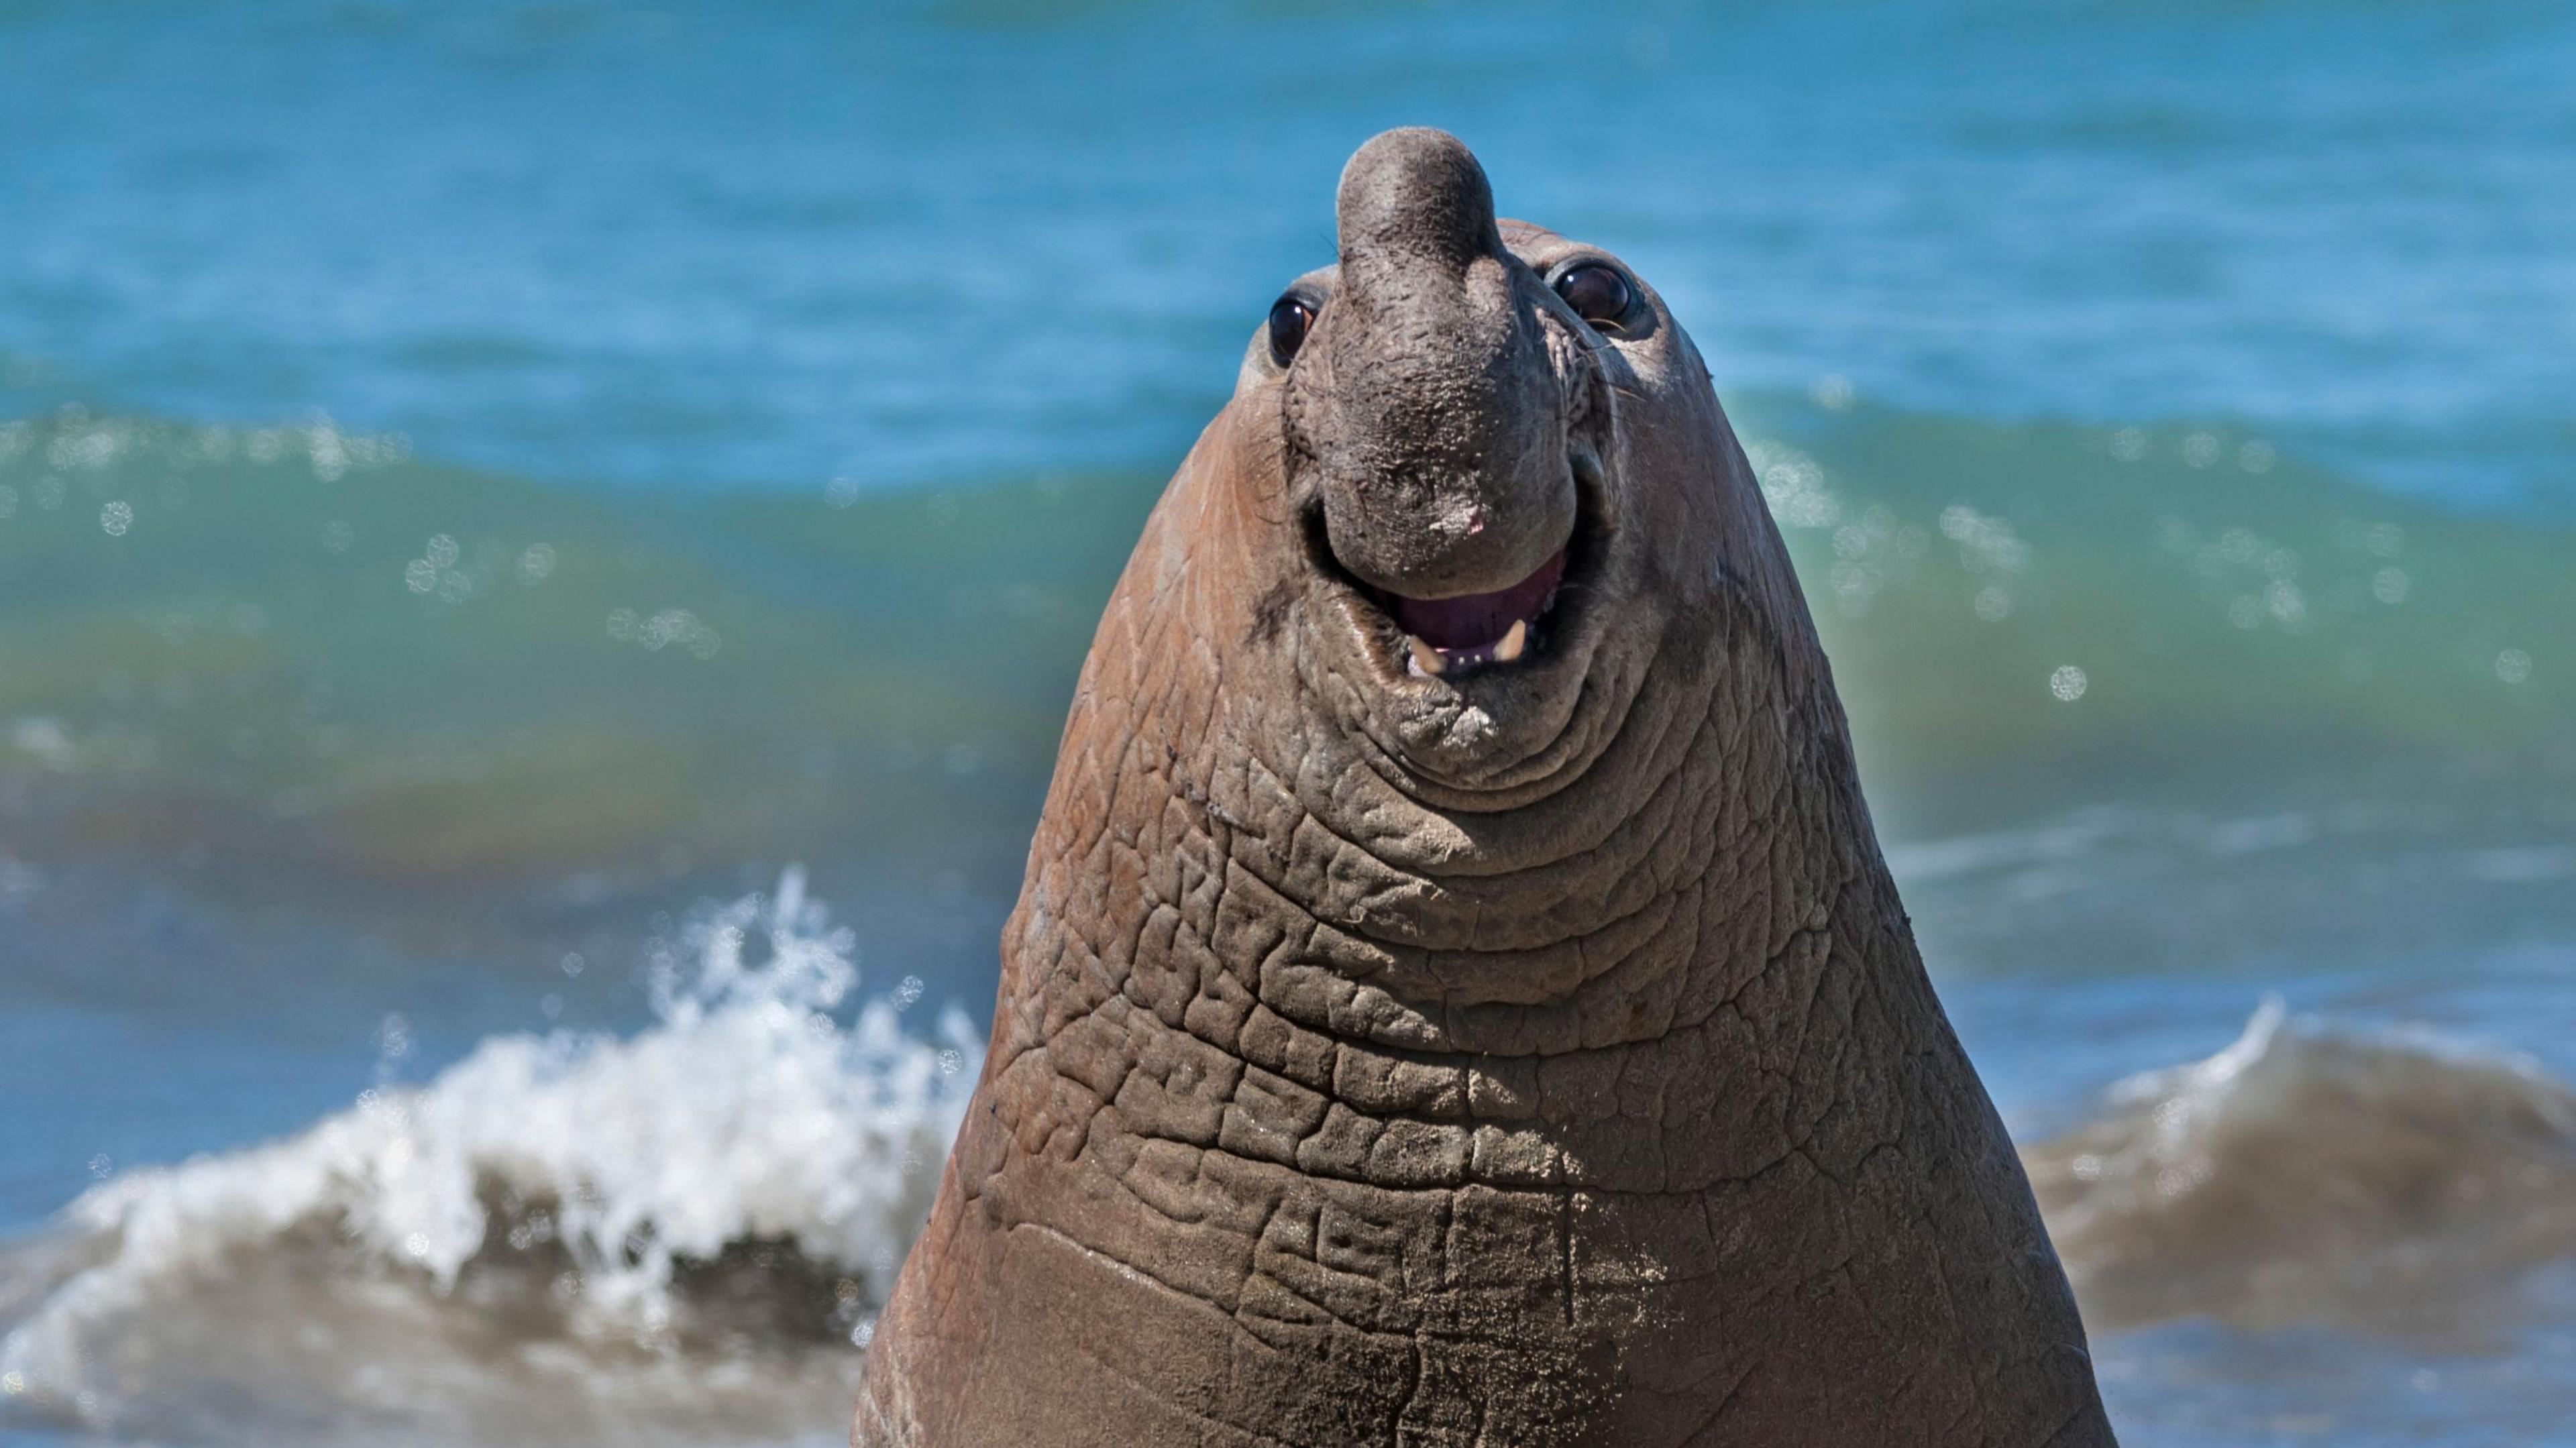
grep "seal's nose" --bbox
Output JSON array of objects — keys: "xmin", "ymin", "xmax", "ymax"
[
  {"xmin": 1335, "ymin": 127, "xmax": 1499, "ymax": 273},
  {"xmin": 1287, "ymin": 129, "xmax": 1579, "ymax": 614}
]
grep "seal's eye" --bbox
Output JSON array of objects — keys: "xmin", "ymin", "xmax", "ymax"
[
  {"xmin": 1553, "ymin": 264, "xmax": 1633, "ymax": 329},
  {"xmin": 1267, "ymin": 294, "xmax": 1315, "ymax": 366}
]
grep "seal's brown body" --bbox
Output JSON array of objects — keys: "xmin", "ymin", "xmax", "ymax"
[{"xmin": 856, "ymin": 131, "xmax": 2115, "ymax": 1447}]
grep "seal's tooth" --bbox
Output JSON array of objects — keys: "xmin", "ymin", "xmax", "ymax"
[
  {"xmin": 1495, "ymin": 619, "xmax": 1527, "ymax": 663},
  {"xmin": 1408, "ymin": 635, "xmax": 1446, "ymax": 676}
]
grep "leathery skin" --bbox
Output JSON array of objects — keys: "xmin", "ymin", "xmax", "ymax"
[{"xmin": 854, "ymin": 129, "xmax": 2116, "ymax": 1448}]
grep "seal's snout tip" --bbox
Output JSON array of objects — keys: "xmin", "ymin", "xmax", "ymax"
[
  {"xmin": 1346, "ymin": 125, "xmax": 1475, "ymax": 170},
  {"xmin": 1336, "ymin": 127, "xmax": 1497, "ymax": 264}
]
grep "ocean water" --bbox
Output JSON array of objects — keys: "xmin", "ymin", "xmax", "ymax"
[{"xmin": 1, "ymin": 1, "xmax": 2572, "ymax": 1443}]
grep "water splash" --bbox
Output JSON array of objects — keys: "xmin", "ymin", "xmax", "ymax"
[{"xmin": 0, "ymin": 869, "xmax": 980, "ymax": 1445}]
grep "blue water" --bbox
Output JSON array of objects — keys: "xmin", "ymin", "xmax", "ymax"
[
  {"xmin": 5, "ymin": 1, "xmax": 2573, "ymax": 503},
  {"xmin": 1, "ymin": 2, "xmax": 2573, "ymax": 1445}
]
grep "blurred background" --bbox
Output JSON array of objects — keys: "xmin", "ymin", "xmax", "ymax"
[{"xmin": 1, "ymin": 1, "xmax": 2571, "ymax": 1443}]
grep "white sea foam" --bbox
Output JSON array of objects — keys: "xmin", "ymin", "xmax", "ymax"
[{"xmin": 0, "ymin": 869, "xmax": 981, "ymax": 1446}]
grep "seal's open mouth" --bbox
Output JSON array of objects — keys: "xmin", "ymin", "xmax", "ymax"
[
  {"xmin": 1374, "ymin": 547, "xmax": 1564, "ymax": 677},
  {"xmin": 1309, "ymin": 448, "xmax": 1605, "ymax": 684}
]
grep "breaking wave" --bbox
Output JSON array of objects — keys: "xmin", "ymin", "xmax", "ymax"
[
  {"xmin": 0, "ymin": 869, "xmax": 981, "ymax": 1447},
  {"xmin": 2027, "ymin": 997, "xmax": 2576, "ymax": 1340}
]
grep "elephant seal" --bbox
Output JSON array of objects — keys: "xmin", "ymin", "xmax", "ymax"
[{"xmin": 855, "ymin": 129, "xmax": 2115, "ymax": 1447}]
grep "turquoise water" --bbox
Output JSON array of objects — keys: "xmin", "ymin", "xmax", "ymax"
[{"xmin": 1, "ymin": 2, "xmax": 2572, "ymax": 1444}]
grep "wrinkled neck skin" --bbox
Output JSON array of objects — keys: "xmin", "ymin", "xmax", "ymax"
[
  {"xmin": 1036, "ymin": 327, "xmax": 1842, "ymax": 1057},
  {"xmin": 858, "ymin": 141, "xmax": 2112, "ymax": 1447}
]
